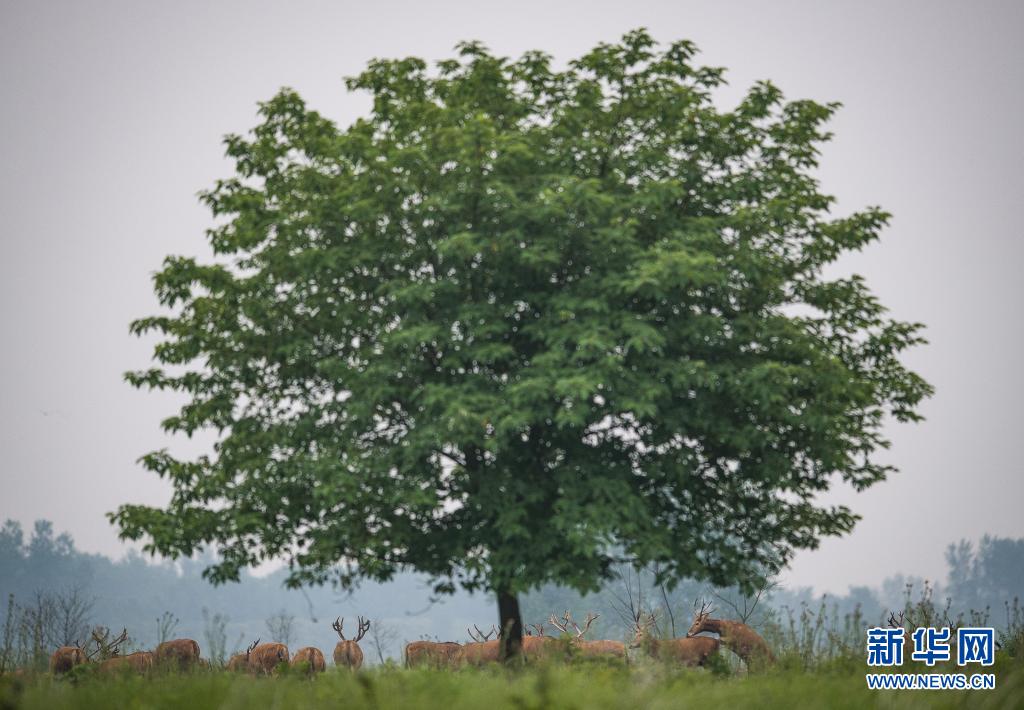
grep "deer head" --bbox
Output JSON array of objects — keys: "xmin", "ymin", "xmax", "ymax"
[
  {"xmin": 686, "ymin": 599, "xmax": 714, "ymax": 637},
  {"xmin": 628, "ymin": 611, "xmax": 659, "ymax": 649}
]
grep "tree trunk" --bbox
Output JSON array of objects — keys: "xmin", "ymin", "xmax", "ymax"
[{"xmin": 496, "ymin": 589, "xmax": 523, "ymax": 661}]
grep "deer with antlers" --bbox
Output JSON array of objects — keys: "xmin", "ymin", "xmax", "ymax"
[
  {"xmin": 549, "ymin": 611, "xmax": 626, "ymax": 660},
  {"xmin": 226, "ymin": 639, "xmax": 258, "ymax": 673},
  {"xmin": 332, "ymin": 616, "xmax": 369, "ymax": 670},
  {"xmin": 88, "ymin": 627, "xmax": 129, "ymax": 661},
  {"xmin": 885, "ymin": 609, "xmax": 950, "ymax": 664},
  {"xmin": 292, "ymin": 646, "xmax": 327, "ymax": 675},
  {"xmin": 248, "ymin": 639, "xmax": 290, "ymax": 675},
  {"xmin": 155, "ymin": 637, "xmax": 202, "ymax": 671},
  {"xmin": 687, "ymin": 600, "xmax": 774, "ymax": 667},
  {"xmin": 461, "ymin": 624, "xmax": 501, "ymax": 666},
  {"xmin": 629, "ymin": 611, "xmax": 721, "ymax": 666},
  {"xmin": 98, "ymin": 651, "xmax": 155, "ymax": 676}
]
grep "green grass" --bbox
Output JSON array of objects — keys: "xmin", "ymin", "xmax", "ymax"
[{"xmin": 2, "ymin": 662, "xmax": 1021, "ymax": 710}]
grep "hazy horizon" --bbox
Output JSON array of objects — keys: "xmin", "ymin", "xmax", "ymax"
[{"xmin": 2, "ymin": 0, "xmax": 1022, "ymax": 597}]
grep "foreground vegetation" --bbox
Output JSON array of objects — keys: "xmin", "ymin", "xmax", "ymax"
[{"xmin": 2, "ymin": 661, "xmax": 1022, "ymax": 710}]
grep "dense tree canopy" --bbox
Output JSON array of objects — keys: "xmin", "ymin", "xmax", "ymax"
[{"xmin": 113, "ymin": 30, "xmax": 931, "ymax": 653}]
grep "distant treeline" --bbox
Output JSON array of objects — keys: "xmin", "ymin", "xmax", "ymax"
[{"xmin": 1, "ymin": 519, "xmax": 1021, "ymax": 665}]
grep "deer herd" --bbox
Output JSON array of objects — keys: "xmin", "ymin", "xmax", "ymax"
[
  {"xmin": 41, "ymin": 602, "xmax": 773, "ymax": 678},
  {"xmin": 406, "ymin": 600, "xmax": 774, "ymax": 670},
  {"xmin": 46, "ymin": 616, "xmax": 371, "ymax": 678}
]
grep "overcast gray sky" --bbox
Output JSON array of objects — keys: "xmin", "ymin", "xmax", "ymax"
[{"xmin": 1, "ymin": 0, "xmax": 1021, "ymax": 595}]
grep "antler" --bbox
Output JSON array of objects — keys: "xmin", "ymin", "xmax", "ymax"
[
  {"xmin": 332, "ymin": 617, "xmax": 347, "ymax": 640},
  {"xmin": 86, "ymin": 628, "xmax": 105, "ymax": 660},
  {"xmin": 693, "ymin": 598, "xmax": 714, "ymax": 620},
  {"xmin": 467, "ymin": 624, "xmax": 495, "ymax": 642},
  {"xmin": 568, "ymin": 612, "xmax": 599, "ymax": 639},
  {"xmin": 887, "ymin": 611, "xmax": 906, "ymax": 628},
  {"xmin": 548, "ymin": 611, "xmax": 571, "ymax": 635},
  {"xmin": 109, "ymin": 628, "xmax": 128, "ymax": 655},
  {"xmin": 246, "ymin": 638, "xmax": 260, "ymax": 658},
  {"xmin": 88, "ymin": 626, "xmax": 128, "ymax": 659},
  {"xmin": 355, "ymin": 616, "xmax": 370, "ymax": 642},
  {"xmin": 530, "ymin": 623, "xmax": 546, "ymax": 637}
]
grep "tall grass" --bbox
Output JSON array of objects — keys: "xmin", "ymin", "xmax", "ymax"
[
  {"xmin": 756, "ymin": 582, "xmax": 1024, "ymax": 675},
  {"xmin": 762, "ymin": 598, "xmax": 866, "ymax": 671},
  {"xmin": 2, "ymin": 662, "xmax": 1022, "ymax": 710}
]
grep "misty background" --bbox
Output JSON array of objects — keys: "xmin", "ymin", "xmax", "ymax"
[{"xmin": 1, "ymin": 0, "xmax": 1022, "ymax": 657}]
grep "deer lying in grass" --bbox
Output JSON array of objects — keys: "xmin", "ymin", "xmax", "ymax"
[
  {"xmin": 549, "ymin": 611, "xmax": 626, "ymax": 660},
  {"xmin": 291, "ymin": 646, "xmax": 326, "ymax": 674},
  {"xmin": 686, "ymin": 600, "xmax": 774, "ymax": 667},
  {"xmin": 98, "ymin": 651, "xmax": 154, "ymax": 675},
  {"xmin": 332, "ymin": 617, "xmax": 369, "ymax": 670},
  {"xmin": 155, "ymin": 638, "xmax": 202, "ymax": 671},
  {"xmin": 461, "ymin": 625, "xmax": 500, "ymax": 666},
  {"xmin": 630, "ymin": 612, "xmax": 721, "ymax": 667},
  {"xmin": 405, "ymin": 640, "xmax": 464, "ymax": 668},
  {"xmin": 88, "ymin": 627, "xmax": 129, "ymax": 662},
  {"xmin": 248, "ymin": 640, "xmax": 290, "ymax": 675},
  {"xmin": 74, "ymin": 628, "xmax": 150, "ymax": 676}
]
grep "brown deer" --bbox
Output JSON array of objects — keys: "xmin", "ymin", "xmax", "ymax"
[
  {"xmin": 332, "ymin": 617, "xmax": 369, "ymax": 670},
  {"xmin": 226, "ymin": 639, "xmax": 258, "ymax": 672},
  {"xmin": 248, "ymin": 641, "xmax": 290, "ymax": 675},
  {"xmin": 49, "ymin": 644, "xmax": 87, "ymax": 675},
  {"xmin": 291, "ymin": 647, "xmax": 326, "ymax": 675},
  {"xmin": 461, "ymin": 625, "xmax": 500, "ymax": 666},
  {"xmin": 549, "ymin": 611, "xmax": 626, "ymax": 660},
  {"xmin": 520, "ymin": 623, "xmax": 558, "ymax": 661},
  {"xmin": 97, "ymin": 651, "xmax": 155, "ymax": 676},
  {"xmin": 225, "ymin": 653, "xmax": 247, "ymax": 672},
  {"xmin": 686, "ymin": 600, "xmax": 774, "ymax": 667},
  {"xmin": 405, "ymin": 641, "xmax": 464, "ymax": 668},
  {"xmin": 631, "ymin": 612, "xmax": 721, "ymax": 667},
  {"xmin": 155, "ymin": 638, "xmax": 201, "ymax": 671}
]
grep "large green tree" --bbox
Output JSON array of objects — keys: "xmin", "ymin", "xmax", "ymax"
[{"xmin": 113, "ymin": 30, "xmax": 931, "ymax": 658}]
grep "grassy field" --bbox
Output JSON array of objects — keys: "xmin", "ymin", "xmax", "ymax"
[{"xmin": 2, "ymin": 661, "xmax": 1022, "ymax": 710}]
